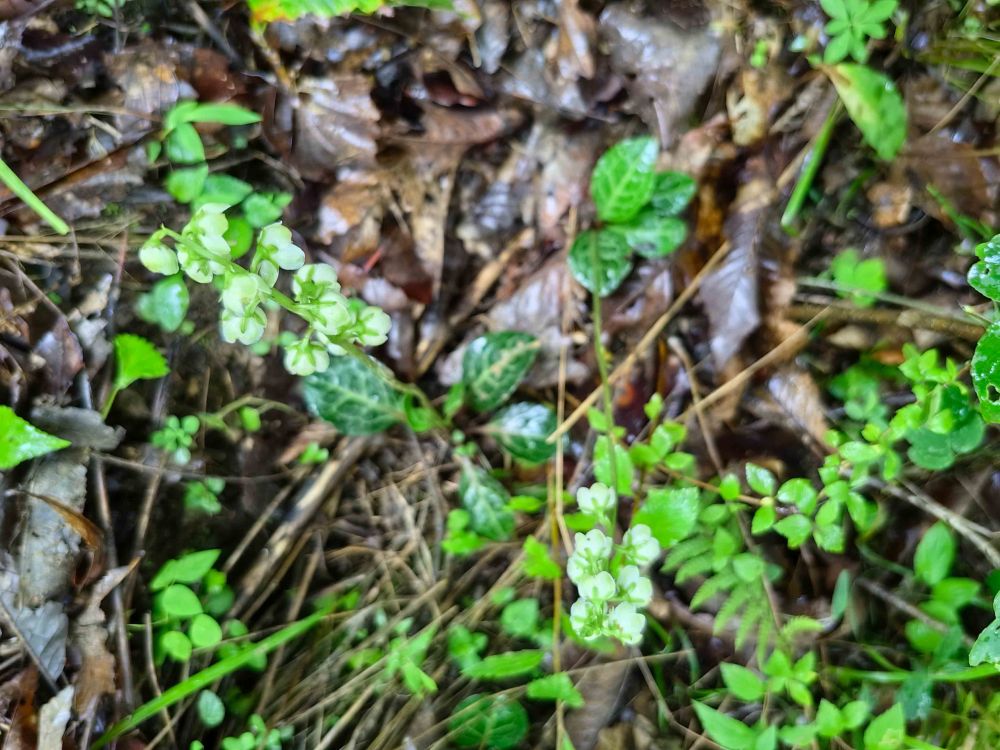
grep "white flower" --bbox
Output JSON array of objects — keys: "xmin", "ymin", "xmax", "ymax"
[
  {"xmin": 354, "ymin": 305, "xmax": 391, "ymax": 347},
  {"xmin": 255, "ymin": 224, "xmax": 305, "ymax": 286},
  {"xmin": 139, "ymin": 240, "xmax": 178, "ymax": 275},
  {"xmin": 621, "ymin": 524, "xmax": 661, "ymax": 567},
  {"xmin": 311, "ymin": 295, "xmax": 352, "ymax": 336},
  {"xmin": 185, "ymin": 203, "xmax": 231, "ymax": 259},
  {"xmin": 221, "ymin": 273, "xmax": 265, "ymax": 313},
  {"xmin": 576, "ymin": 483, "xmax": 616, "ymax": 517},
  {"xmin": 220, "ymin": 307, "xmax": 265, "ymax": 345},
  {"xmin": 177, "ymin": 244, "xmax": 224, "ymax": 284},
  {"xmin": 608, "ymin": 603, "xmax": 645, "ymax": 645},
  {"xmin": 575, "ymin": 529, "xmax": 613, "ymax": 560},
  {"xmin": 616, "ymin": 566, "xmax": 653, "ymax": 606},
  {"xmin": 569, "ymin": 599, "xmax": 604, "ymax": 641},
  {"xmin": 284, "ymin": 338, "xmax": 330, "ymax": 376},
  {"xmin": 293, "ymin": 263, "xmax": 341, "ymax": 302},
  {"xmin": 579, "ymin": 571, "xmax": 616, "ymax": 602}
]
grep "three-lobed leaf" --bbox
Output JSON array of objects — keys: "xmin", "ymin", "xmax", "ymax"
[
  {"xmin": 303, "ymin": 355, "xmax": 403, "ymax": 435},
  {"xmin": 0, "ymin": 406, "xmax": 71, "ymax": 470},
  {"xmin": 567, "ymin": 229, "xmax": 633, "ymax": 297},
  {"xmin": 462, "ymin": 332, "xmax": 538, "ymax": 412},
  {"xmin": 590, "ymin": 136, "xmax": 659, "ymax": 223},
  {"xmin": 522, "ymin": 537, "xmax": 561, "ymax": 580}
]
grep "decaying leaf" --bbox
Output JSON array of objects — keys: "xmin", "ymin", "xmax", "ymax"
[{"xmin": 38, "ymin": 685, "xmax": 74, "ymax": 750}]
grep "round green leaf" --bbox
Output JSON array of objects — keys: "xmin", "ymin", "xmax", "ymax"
[
  {"xmin": 619, "ymin": 212, "xmax": 687, "ymax": 258},
  {"xmin": 487, "ymin": 402, "xmax": 557, "ymax": 464},
  {"xmin": 590, "ymin": 136, "xmax": 659, "ymax": 223},
  {"xmin": 160, "ymin": 584, "xmax": 204, "ymax": 618},
  {"xmin": 913, "ymin": 522, "xmax": 955, "ymax": 586},
  {"xmin": 160, "ymin": 629, "xmax": 193, "ymax": 662},
  {"xmin": 462, "ymin": 332, "xmax": 539, "ymax": 413},
  {"xmin": 303, "ymin": 356, "xmax": 403, "ymax": 435},
  {"xmin": 197, "ymin": 690, "xmax": 225, "ymax": 728},
  {"xmin": 449, "ymin": 694, "xmax": 528, "ymax": 750},
  {"xmin": 189, "ymin": 613, "xmax": 224, "ymax": 649},
  {"xmin": 136, "ymin": 274, "xmax": 189, "ymax": 333},
  {"xmin": 567, "ymin": 229, "xmax": 633, "ymax": 298},
  {"xmin": 165, "ymin": 123, "xmax": 206, "ymax": 164},
  {"xmin": 650, "ymin": 171, "xmax": 696, "ymax": 216},
  {"xmin": 166, "ymin": 165, "xmax": 209, "ymax": 204},
  {"xmin": 773, "ymin": 515, "xmax": 812, "ymax": 548}
]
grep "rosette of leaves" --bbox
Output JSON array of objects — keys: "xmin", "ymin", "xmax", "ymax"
[{"xmin": 568, "ymin": 136, "xmax": 696, "ymax": 298}]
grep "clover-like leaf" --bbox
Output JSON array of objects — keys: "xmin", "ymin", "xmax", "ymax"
[
  {"xmin": 590, "ymin": 136, "xmax": 659, "ymax": 223},
  {"xmin": 462, "ymin": 332, "xmax": 538, "ymax": 413},
  {"xmin": 459, "ymin": 463, "xmax": 515, "ymax": 541},
  {"xmin": 303, "ymin": 355, "xmax": 403, "ymax": 435},
  {"xmin": 0, "ymin": 407, "xmax": 71, "ymax": 470},
  {"xmin": 486, "ymin": 402, "xmax": 557, "ymax": 464},
  {"xmin": 567, "ymin": 229, "xmax": 633, "ymax": 297}
]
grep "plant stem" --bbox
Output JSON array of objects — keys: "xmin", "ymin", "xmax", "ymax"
[
  {"xmin": 780, "ymin": 101, "xmax": 841, "ymax": 233},
  {"xmin": 0, "ymin": 156, "xmax": 70, "ymax": 235},
  {"xmin": 830, "ymin": 663, "xmax": 998, "ymax": 684}
]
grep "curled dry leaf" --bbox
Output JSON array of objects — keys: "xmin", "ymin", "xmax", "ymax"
[
  {"xmin": 106, "ymin": 40, "xmax": 188, "ymax": 136},
  {"xmin": 556, "ymin": 0, "xmax": 596, "ymax": 80},
  {"xmin": 763, "ymin": 366, "xmax": 831, "ymax": 448}
]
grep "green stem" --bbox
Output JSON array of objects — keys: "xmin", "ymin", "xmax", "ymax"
[
  {"xmin": 100, "ymin": 387, "xmax": 120, "ymax": 420},
  {"xmin": 590, "ymin": 283, "xmax": 618, "ymax": 504},
  {"xmin": 780, "ymin": 102, "xmax": 842, "ymax": 233},
  {"xmin": 0, "ymin": 156, "xmax": 70, "ymax": 235},
  {"xmin": 93, "ymin": 604, "xmax": 332, "ymax": 747},
  {"xmin": 830, "ymin": 663, "xmax": 998, "ymax": 684}
]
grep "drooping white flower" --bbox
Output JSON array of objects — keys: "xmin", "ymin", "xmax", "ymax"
[
  {"xmin": 139, "ymin": 240, "xmax": 178, "ymax": 275},
  {"xmin": 221, "ymin": 273, "xmax": 265, "ymax": 314},
  {"xmin": 185, "ymin": 203, "xmax": 231, "ymax": 259},
  {"xmin": 579, "ymin": 571, "xmax": 617, "ymax": 602},
  {"xmin": 284, "ymin": 337, "xmax": 331, "ymax": 377},
  {"xmin": 293, "ymin": 263, "xmax": 341, "ymax": 303},
  {"xmin": 616, "ymin": 565, "xmax": 653, "ymax": 606},
  {"xmin": 567, "ymin": 529, "xmax": 613, "ymax": 585},
  {"xmin": 569, "ymin": 598, "xmax": 604, "ymax": 641},
  {"xmin": 353, "ymin": 305, "xmax": 391, "ymax": 347},
  {"xmin": 177, "ymin": 244, "xmax": 224, "ymax": 284},
  {"xmin": 311, "ymin": 295, "xmax": 352, "ymax": 336},
  {"xmin": 255, "ymin": 224, "xmax": 305, "ymax": 286},
  {"xmin": 621, "ymin": 524, "xmax": 661, "ymax": 567},
  {"xmin": 575, "ymin": 529, "xmax": 613, "ymax": 560},
  {"xmin": 576, "ymin": 483, "xmax": 616, "ymax": 517},
  {"xmin": 608, "ymin": 602, "xmax": 645, "ymax": 645},
  {"xmin": 220, "ymin": 306, "xmax": 266, "ymax": 346}
]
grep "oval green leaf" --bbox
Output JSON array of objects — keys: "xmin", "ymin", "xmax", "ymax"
[
  {"xmin": 487, "ymin": 402, "xmax": 557, "ymax": 464},
  {"xmin": 449, "ymin": 694, "xmax": 528, "ymax": 750},
  {"xmin": 303, "ymin": 355, "xmax": 403, "ymax": 435},
  {"xmin": 590, "ymin": 136, "xmax": 659, "ymax": 223},
  {"xmin": 567, "ymin": 229, "xmax": 633, "ymax": 298},
  {"xmin": 462, "ymin": 332, "xmax": 538, "ymax": 413},
  {"xmin": 828, "ymin": 64, "xmax": 906, "ymax": 161},
  {"xmin": 459, "ymin": 464, "xmax": 515, "ymax": 541}
]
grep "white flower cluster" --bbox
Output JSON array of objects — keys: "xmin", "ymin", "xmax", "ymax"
[
  {"xmin": 139, "ymin": 204, "xmax": 391, "ymax": 376},
  {"xmin": 567, "ymin": 483, "xmax": 661, "ymax": 646}
]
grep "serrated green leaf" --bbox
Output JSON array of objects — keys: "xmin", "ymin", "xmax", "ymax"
[
  {"xmin": 113, "ymin": 334, "xmax": 170, "ymax": 391},
  {"xmin": 590, "ymin": 136, "xmax": 659, "ymax": 223},
  {"xmin": 487, "ymin": 402, "xmax": 557, "ymax": 463},
  {"xmin": 448, "ymin": 625, "xmax": 488, "ymax": 670},
  {"xmin": 459, "ymin": 464, "xmax": 514, "ymax": 541},
  {"xmin": 303, "ymin": 355, "xmax": 402, "ymax": 435},
  {"xmin": 462, "ymin": 332, "xmax": 538, "ymax": 412},
  {"xmin": 463, "ymin": 650, "xmax": 543, "ymax": 680},
  {"xmin": 972, "ymin": 323, "xmax": 1000, "ymax": 423},
  {"xmin": 649, "ymin": 171, "xmax": 696, "ymax": 216},
  {"xmin": 693, "ymin": 701, "xmax": 756, "ymax": 750},
  {"xmin": 914, "ymin": 522, "xmax": 955, "ymax": 586},
  {"xmin": 449, "ymin": 694, "xmax": 528, "ymax": 750},
  {"xmin": 633, "ymin": 486, "xmax": 699, "ymax": 548},
  {"xmin": 828, "ymin": 64, "xmax": 906, "ymax": 161},
  {"xmin": 0, "ymin": 407, "xmax": 71, "ymax": 470},
  {"xmin": 198, "ymin": 174, "xmax": 254, "ymax": 206},
  {"xmin": 526, "ymin": 673, "xmax": 584, "ymax": 708},
  {"xmin": 567, "ymin": 229, "xmax": 633, "ymax": 297},
  {"xmin": 618, "ymin": 212, "xmax": 687, "ymax": 258}
]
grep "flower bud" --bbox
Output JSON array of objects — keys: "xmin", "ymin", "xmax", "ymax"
[{"xmin": 139, "ymin": 241, "xmax": 179, "ymax": 275}]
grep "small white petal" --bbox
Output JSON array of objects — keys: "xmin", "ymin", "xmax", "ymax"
[{"xmin": 580, "ymin": 571, "xmax": 617, "ymax": 602}]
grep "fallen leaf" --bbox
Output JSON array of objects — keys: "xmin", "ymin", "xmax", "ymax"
[
  {"xmin": 764, "ymin": 367, "xmax": 830, "ymax": 448},
  {"xmin": 291, "ymin": 76, "xmax": 379, "ymax": 180},
  {"xmin": 38, "ymin": 685, "xmax": 74, "ymax": 750}
]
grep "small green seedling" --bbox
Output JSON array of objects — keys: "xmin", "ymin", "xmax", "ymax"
[
  {"xmin": 830, "ymin": 248, "xmax": 886, "ymax": 307},
  {"xmin": 822, "ymin": 0, "xmax": 897, "ymax": 64},
  {"xmin": 102, "ymin": 334, "xmax": 170, "ymax": 418},
  {"xmin": 151, "ymin": 415, "xmax": 200, "ymax": 466}
]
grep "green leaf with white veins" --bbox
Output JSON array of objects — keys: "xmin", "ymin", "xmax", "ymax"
[
  {"xmin": 972, "ymin": 323, "xmax": 1000, "ymax": 423},
  {"xmin": 828, "ymin": 64, "xmax": 906, "ymax": 161},
  {"xmin": 449, "ymin": 694, "xmax": 528, "ymax": 750},
  {"xmin": 567, "ymin": 229, "xmax": 633, "ymax": 297},
  {"xmin": 487, "ymin": 402, "xmax": 557, "ymax": 464},
  {"xmin": 0, "ymin": 407, "xmax": 71, "ymax": 470},
  {"xmin": 303, "ymin": 355, "xmax": 403, "ymax": 435},
  {"xmin": 462, "ymin": 332, "xmax": 538, "ymax": 412},
  {"xmin": 649, "ymin": 171, "xmax": 696, "ymax": 216},
  {"xmin": 459, "ymin": 463, "xmax": 515, "ymax": 541},
  {"xmin": 618, "ymin": 212, "xmax": 687, "ymax": 258},
  {"xmin": 969, "ymin": 592, "xmax": 1000, "ymax": 666},
  {"xmin": 590, "ymin": 136, "xmax": 659, "ymax": 223}
]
